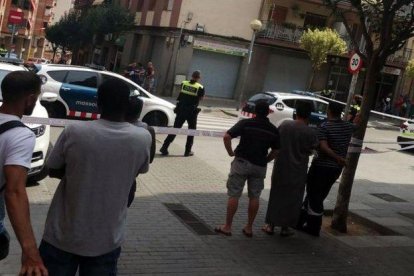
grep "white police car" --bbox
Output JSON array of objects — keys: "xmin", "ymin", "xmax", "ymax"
[
  {"xmin": 37, "ymin": 64, "xmax": 175, "ymax": 126},
  {"xmin": 240, "ymin": 91, "xmax": 328, "ymax": 127},
  {"xmin": 0, "ymin": 63, "xmax": 53, "ymax": 183}
]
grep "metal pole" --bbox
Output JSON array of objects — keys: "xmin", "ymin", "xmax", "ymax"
[
  {"xmin": 113, "ymin": 48, "xmax": 119, "ymax": 72},
  {"xmin": 170, "ymin": 22, "xmax": 186, "ymax": 96},
  {"xmin": 238, "ymin": 31, "xmax": 256, "ymax": 108},
  {"xmin": 8, "ymin": 24, "xmax": 16, "ymax": 58},
  {"xmin": 344, "ymin": 72, "xmax": 359, "ymax": 119}
]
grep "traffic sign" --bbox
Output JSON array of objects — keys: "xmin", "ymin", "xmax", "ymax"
[
  {"xmin": 348, "ymin": 52, "xmax": 363, "ymax": 74},
  {"xmin": 8, "ymin": 10, "xmax": 24, "ymax": 25}
]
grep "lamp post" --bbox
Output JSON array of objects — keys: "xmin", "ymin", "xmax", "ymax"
[{"xmin": 237, "ymin": 19, "xmax": 263, "ymax": 108}]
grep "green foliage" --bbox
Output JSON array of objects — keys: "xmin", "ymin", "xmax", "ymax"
[
  {"xmin": 300, "ymin": 28, "xmax": 348, "ymax": 70},
  {"xmin": 45, "ymin": 3, "xmax": 134, "ymax": 51},
  {"xmin": 406, "ymin": 60, "xmax": 414, "ymax": 78}
]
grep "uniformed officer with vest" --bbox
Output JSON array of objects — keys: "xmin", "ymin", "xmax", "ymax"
[{"xmin": 160, "ymin": 70, "xmax": 205, "ymax": 157}]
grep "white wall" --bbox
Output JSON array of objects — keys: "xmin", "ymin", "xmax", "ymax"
[
  {"xmin": 179, "ymin": 0, "xmax": 263, "ymax": 40},
  {"xmin": 52, "ymin": 0, "xmax": 74, "ymax": 24}
]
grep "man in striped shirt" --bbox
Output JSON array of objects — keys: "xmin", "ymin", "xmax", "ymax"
[{"xmin": 299, "ymin": 102, "xmax": 355, "ymax": 236}]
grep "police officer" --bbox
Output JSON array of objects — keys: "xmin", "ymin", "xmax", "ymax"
[
  {"xmin": 320, "ymin": 89, "xmax": 333, "ymax": 99},
  {"xmin": 160, "ymin": 70, "xmax": 205, "ymax": 157}
]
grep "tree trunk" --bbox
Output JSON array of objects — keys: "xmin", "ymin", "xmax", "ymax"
[
  {"xmin": 308, "ymin": 69, "xmax": 316, "ymax": 91},
  {"xmin": 331, "ymin": 57, "xmax": 382, "ymax": 232}
]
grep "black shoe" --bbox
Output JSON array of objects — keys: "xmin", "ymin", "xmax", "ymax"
[
  {"xmin": 302, "ymin": 225, "xmax": 320, "ymax": 237},
  {"xmin": 160, "ymin": 146, "xmax": 169, "ymax": 156},
  {"xmin": 184, "ymin": 151, "xmax": 194, "ymax": 157},
  {"xmin": 0, "ymin": 231, "xmax": 10, "ymax": 260}
]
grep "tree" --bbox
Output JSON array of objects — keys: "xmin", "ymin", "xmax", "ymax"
[
  {"xmin": 301, "ymin": 28, "xmax": 347, "ymax": 90},
  {"xmin": 325, "ymin": 0, "xmax": 414, "ymax": 232}
]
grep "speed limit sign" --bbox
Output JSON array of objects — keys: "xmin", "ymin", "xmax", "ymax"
[{"xmin": 348, "ymin": 52, "xmax": 363, "ymax": 74}]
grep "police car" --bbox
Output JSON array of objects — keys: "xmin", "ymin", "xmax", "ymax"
[
  {"xmin": 398, "ymin": 121, "xmax": 414, "ymax": 151},
  {"xmin": 0, "ymin": 63, "xmax": 54, "ymax": 183},
  {"xmin": 37, "ymin": 64, "xmax": 175, "ymax": 126},
  {"xmin": 239, "ymin": 91, "xmax": 328, "ymax": 127}
]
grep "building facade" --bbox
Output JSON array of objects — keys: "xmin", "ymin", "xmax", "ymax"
[
  {"xmin": 0, "ymin": 0, "xmax": 56, "ymax": 60},
  {"xmin": 76, "ymin": 0, "xmax": 413, "ymax": 108}
]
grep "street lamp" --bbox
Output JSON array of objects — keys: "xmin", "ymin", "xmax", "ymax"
[{"xmin": 238, "ymin": 19, "xmax": 263, "ymax": 107}]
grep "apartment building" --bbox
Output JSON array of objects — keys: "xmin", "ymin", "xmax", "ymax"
[
  {"xmin": 76, "ymin": 0, "xmax": 413, "ymax": 105},
  {"xmin": 0, "ymin": 0, "xmax": 56, "ymax": 60}
]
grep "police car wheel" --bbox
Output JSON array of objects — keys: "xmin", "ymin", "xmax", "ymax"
[
  {"xmin": 143, "ymin": 111, "xmax": 167, "ymax": 127},
  {"xmin": 48, "ymin": 103, "xmax": 66, "ymax": 119}
]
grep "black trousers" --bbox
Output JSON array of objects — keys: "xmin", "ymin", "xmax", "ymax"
[
  {"xmin": 299, "ymin": 165, "xmax": 342, "ymax": 234},
  {"xmin": 163, "ymin": 108, "xmax": 198, "ymax": 152}
]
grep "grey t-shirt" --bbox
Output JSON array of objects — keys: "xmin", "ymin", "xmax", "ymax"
[{"xmin": 44, "ymin": 119, "xmax": 151, "ymax": 256}]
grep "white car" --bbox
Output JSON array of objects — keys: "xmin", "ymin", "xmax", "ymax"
[
  {"xmin": 36, "ymin": 64, "xmax": 175, "ymax": 126},
  {"xmin": 398, "ymin": 121, "xmax": 414, "ymax": 151},
  {"xmin": 0, "ymin": 63, "xmax": 52, "ymax": 182},
  {"xmin": 239, "ymin": 92, "xmax": 329, "ymax": 127}
]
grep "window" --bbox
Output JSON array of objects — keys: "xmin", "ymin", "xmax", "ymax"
[
  {"xmin": 268, "ymin": 5, "xmax": 288, "ymax": 24},
  {"xmin": 66, "ymin": 71, "xmax": 98, "ymax": 88},
  {"xmin": 314, "ymin": 101, "xmax": 328, "ymax": 114},
  {"xmin": 248, "ymin": 93, "xmax": 277, "ymax": 105},
  {"xmin": 295, "ymin": 99, "xmax": 315, "ymax": 112},
  {"xmin": 282, "ymin": 99, "xmax": 295, "ymax": 108},
  {"xmin": 101, "ymin": 74, "xmax": 143, "ymax": 97},
  {"xmin": 304, "ymin": 13, "xmax": 327, "ymax": 29},
  {"xmin": 47, "ymin": 70, "xmax": 68, "ymax": 82}
]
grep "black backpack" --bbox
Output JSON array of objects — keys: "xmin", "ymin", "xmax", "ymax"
[{"xmin": 0, "ymin": 120, "xmax": 27, "ymax": 261}]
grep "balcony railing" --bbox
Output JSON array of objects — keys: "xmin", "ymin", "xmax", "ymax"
[
  {"xmin": 258, "ymin": 21, "xmax": 304, "ymax": 44},
  {"xmin": 387, "ymin": 48, "xmax": 412, "ymax": 64}
]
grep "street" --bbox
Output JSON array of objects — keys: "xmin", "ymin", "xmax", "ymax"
[{"xmin": 1, "ymin": 110, "xmax": 414, "ymax": 275}]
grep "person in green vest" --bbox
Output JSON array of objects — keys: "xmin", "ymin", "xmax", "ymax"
[
  {"xmin": 348, "ymin": 95, "xmax": 362, "ymax": 122},
  {"xmin": 0, "ymin": 45, "xmax": 7, "ymax": 57},
  {"xmin": 160, "ymin": 71, "xmax": 205, "ymax": 157}
]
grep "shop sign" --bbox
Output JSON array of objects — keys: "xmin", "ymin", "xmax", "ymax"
[{"xmin": 193, "ymin": 39, "xmax": 248, "ymax": 57}]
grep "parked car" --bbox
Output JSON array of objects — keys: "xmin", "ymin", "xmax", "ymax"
[
  {"xmin": 398, "ymin": 121, "xmax": 414, "ymax": 151},
  {"xmin": 37, "ymin": 64, "xmax": 175, "ymax": 126},
  {"xmin": 0, "ymin": 62, "xmax": 53, "ymax": 183},
  {"xmin": 239, "ymin": 92, "xmax": 328, "ymax": 127},
  {"xmin": 27, "ymin": 57, "xmax": 51, "ymax": 65}
]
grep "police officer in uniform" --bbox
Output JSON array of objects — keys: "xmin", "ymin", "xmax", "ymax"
[
  {"xmin": 348, "ymin": 95, "xmax": 362, "ymax": 123},
  {"xmin": 160, "ymin": 71, "xmax": 205, "ymax": 157}
]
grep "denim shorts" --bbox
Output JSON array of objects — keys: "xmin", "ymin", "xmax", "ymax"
[{"xmin": 227, "ymin": 158, "xmax": 267, "ymax": 198}]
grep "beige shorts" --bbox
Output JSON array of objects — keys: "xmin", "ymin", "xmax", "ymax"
[{"xmin": 227, "ymin": 157, "xmax": 267, "ymax": 199}]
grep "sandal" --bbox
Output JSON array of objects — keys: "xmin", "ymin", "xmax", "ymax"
[
  {"xmin": 214, "ymin": 226, "xmax": 232, "ymax": 236},
  {"xmin": 261, "ymin": 224, "xmax": 275, "ymax": 235}
]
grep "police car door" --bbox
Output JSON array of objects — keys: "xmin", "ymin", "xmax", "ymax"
[
  {"xmin": 271, "ymin": 99, "xmax": 295, "ymax": 126},
  {"xmin": 60, "ymin": 70, "xmax": 99, "ymax": 114}
]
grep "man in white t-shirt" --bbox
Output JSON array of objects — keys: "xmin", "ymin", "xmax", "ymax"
[{"xmin": 0, "ymin": 71, "xmax": 48, "ymax": 275}]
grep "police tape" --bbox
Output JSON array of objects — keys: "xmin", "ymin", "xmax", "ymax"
[
  {"xmin": 22, "ymin": 116, "xmax": 414, "ymax": 147},
  {"xmin": 348, "ymin": 144, "xmax": 414, "ymax": 154},
  {"xmin": 22, "ymin": 116, "xmax": 226, "ymax": 138}
]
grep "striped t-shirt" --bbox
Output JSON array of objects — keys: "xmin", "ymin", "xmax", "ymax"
[{"xmin": 312, "ymin": 119, "xmax": 354, "ymax": 168}]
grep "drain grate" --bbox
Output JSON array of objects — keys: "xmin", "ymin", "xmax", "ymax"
[
  {"xmin": 399, "ymin": 213, "xmax": 414, "ymax": 221},
  {"xmin": 164, "ymin": 203, "xmax": 216, "ymax": 236},
  {"xmin": 370, "ymin": 193, "xmax": 408, "ymax": 203}
]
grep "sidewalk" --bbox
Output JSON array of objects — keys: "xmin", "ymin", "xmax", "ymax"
[{"xmin": 1, "ymin": 139, "xmax": 413, "ymax": 275}]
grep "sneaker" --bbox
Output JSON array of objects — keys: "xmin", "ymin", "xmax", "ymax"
[
  {"xmin": 184, "ymin": 151, "xmax": 194, "ymax": 157},
  {"xmin": 160, "ymin": 147, "xmax": 169, "ymax": 156}
]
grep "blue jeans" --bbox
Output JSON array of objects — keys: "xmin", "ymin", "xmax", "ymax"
[{"xmin": 39, "ymin": 240, "xmax": 121, "ymax": 276}]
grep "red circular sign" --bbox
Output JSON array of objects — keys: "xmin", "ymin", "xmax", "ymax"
[{"xmin": 348, "ymin": 52, "xmax": 363, "ymax": 74}]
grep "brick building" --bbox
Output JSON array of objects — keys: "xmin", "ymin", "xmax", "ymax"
[{"xmin": 0, "ymin": 0, "xmax": 56, "ymax": 60}]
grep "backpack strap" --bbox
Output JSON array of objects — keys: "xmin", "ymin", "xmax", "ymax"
[
  {"xmin": 0, "ymin": 120, "xmax": 28, "ymax": 193},
  {"xmin": 0, "ymin": 121, "xmax": 26, "ymax": 135}
]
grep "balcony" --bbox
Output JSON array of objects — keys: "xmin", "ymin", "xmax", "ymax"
[
  {"xmin": 387, "ymin": 48, "xmax": 413, "ymax": 67},
  {"xmin": 258, "ymin": 21, "xmax": 304, "ymax": 44}
]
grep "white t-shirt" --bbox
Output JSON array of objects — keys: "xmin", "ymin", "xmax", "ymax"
[{"xmin": 0, "ymin": 113, "xmax": 35, "ymax": 191}]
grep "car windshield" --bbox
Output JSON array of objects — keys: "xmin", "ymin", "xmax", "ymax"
[{"xmin": 0, "ymin": 69, "xmax": 12, "ymax": 101}]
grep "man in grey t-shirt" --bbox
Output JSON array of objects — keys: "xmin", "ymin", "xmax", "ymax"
[{"xmin": 39, "ymin": 79, "xmax": 151, "ymax": 275}]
